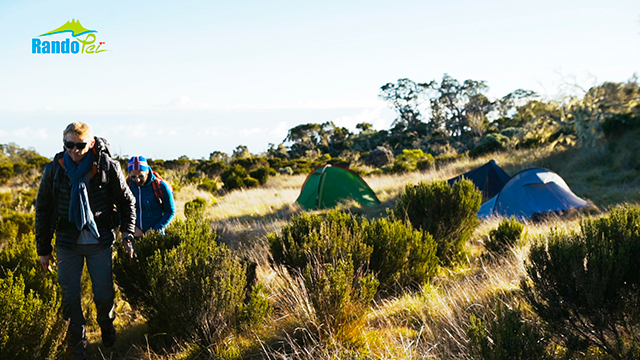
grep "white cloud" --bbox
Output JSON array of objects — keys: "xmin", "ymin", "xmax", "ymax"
[
  {"xmin": 239, "ymin": 127, "xmax": 267, "ymax": 136},
  {"xmin": 154, "ymin": 127, "xmax": 181, "ymax": 136},
  {"xmin": 203, "ymin": 128, "xmax": 218, "ymax": 137},
  {"xmin": 209, "ymin": 99, "xmax": 380, "ymax": 111},
  {"xmin": 165, "ymin": 96, "xmax": 211, "ymax": 110},
  {"xmin": 114, "ymin": 124, "xmax": 148, "ymax": 138},
  {"xmin": 270, "ymin": 121, "xmax": 288, "ymax": 138},
  {"xmin": 12, "ymin": 127, "xmax": 49, "ymax": 139},
  {"xmin": 331, "ymin": 106, "xmax": 389, "ymax": 131}
]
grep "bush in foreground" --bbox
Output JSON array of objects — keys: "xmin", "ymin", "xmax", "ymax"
[
  {"xmin": 523, "ymin": 204, "xmax": 640, "ymax": 358},
  {"xmin": 363, "ymin": 217, "xmax": 437, "ymax": 292},
  {"xmin": 0, "ymin": 231, "xmax": 64, "ymax": 359},
  {"xmin": 485, "ymin": 217, "xmax": 525, "ymax": 253},
  {"xmin": 392, "ymin": 179, "xmax": 481, "ymax": 265},
  {"xmin": 467, "ymin": 301, "xmax": 551, "ymax": 360},
  {"xmin": 269, "ymin": 210, "xmax": 438, "ymax": 291},
  {"xmin": 114, "ymin": 217, "xmax": 247, "ymax": 347}
]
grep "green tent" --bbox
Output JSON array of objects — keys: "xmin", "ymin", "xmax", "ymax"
[{"xmin": 295, "ymin": 165, "xmax": 381, "ymax": 210}]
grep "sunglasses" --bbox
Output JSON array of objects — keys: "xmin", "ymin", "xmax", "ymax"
[
  {"xmin": 130, "ymin": 174, "xmax": 146, "ymax": 179},
  {"xmin": 64, "ymin": 141, "xmax": 88, "ymax": 150}
]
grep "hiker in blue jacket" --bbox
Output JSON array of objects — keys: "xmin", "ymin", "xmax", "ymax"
[{"xmin": 127, "ymin": 156, "xmax": 176, "ymax": 236}]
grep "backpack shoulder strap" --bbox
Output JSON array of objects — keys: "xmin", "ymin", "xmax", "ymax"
[
  {"xmin": 93, "ymin": 137, "xmax": 113, "ymax": 185},
  {"xmin": 151, "ymin": 177, "xmax": 164, "ymax": 206}
]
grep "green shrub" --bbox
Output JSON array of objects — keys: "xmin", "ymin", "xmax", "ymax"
[
  {"xmin": 348, "ymin": 167, "xmax": 367, "ymax": 178},
  {"xmin": 170, "ymin": 178, "xmax": 182, "ymax": 193},
  {"xmin": 221, "ymin": 164, "xmax": 261, "ymax": 191},
  {"xmin": 269, "ymin": 210, "xmax": 380, "ymax": 348},
  {"xmin": 196, "ymin": 160, "xmax": 227, "ymax": 177},
  {"xmin": 383, "ymin": 161, "xmax": 412, "ymax": 174},
  {"xmin": 0, "ymin": 232, "xmax": 58, "ymax": 303},
  {"xmin": 197, "ymin": 177, "xmax": 220, "ymax": 193},
  {"xmin": 114, "ymin": 218, "xmax": 247, "ymax": 346},
  {"xmin": 416, "ymin": 157, "xmax": 435, "ymax": 171},
  {"xmin": 392, "ymin": 149, "xmax": 434, "ymax": 172},
  {"xmin": 434, "ymin": 153, "xmax": 458, "ymax": 169},
  {"xmin": 1, "ymin": 211, "xmax": 34, "ymax": 239},
  {"xmin": 27, "ymin": 155, "xmax": 50, "ymax": 171},
  {"xmin": 467, "ymin": 302, "xmax": 551, "ymax": 360},
  {"xmin": 0, "ymin": 162, "xmax": 13, "ymax": 183},
  {"xmin": 326, "ymin": 157, "xmax": 351, "ymax": 168},
  {"xmin": 249, "ymin": 166, "xmax": 273, "ymax": 186},
  {"xmin": 269, "ymin": 210, "xmax": 439, "ymax": 293},
  {"xmin": 268, "ymin": 210, "xmax": 372, "ymax": 273},
  {"xmin": 12, "ymin": 162, "xmax": 31, "ymax": 176},
  {"xmin": 0, "ymin": 233, "xmax": 64, "ymax": 359},
  {"xmin": 363, "ymin": 217, "xmax": 437, "ymax": 292},
  {"xmin": 392, "ymin": 179, "xmax": 481, "ymax": 265},
  {"xmin": 277, "ymin": 166, "xmax": 294, "ymax": 175},
  {"xmin": 237, "ymin": 282, "xmax": 272, "ymax": 332},
  {"xmin": 0, "ymin": 192, "xmax": 11, "ymax": 208},
  {"xmin": 0, "ymin": 272, "xmax": 65, "ymax": 360},
  {"xmin": 485, "ymin": 217, "xmax": 525, "ymax": 253},
  {"xmin": 303, "ymin": 256, "xmax": 378, "ymax": 346},
  {"xmin": 523, "ymin": 204, "xmax": 640, "ymax": 358},
  {"xmin": 469, "ymin": 133, "xmax": 509, "ymax": 158},
  {"xmin": 184, "ymin": 197, "xmax": 207, "ymax": 219},
  {"xmin": 244, "ymin": 176, "xmax": 259, "ymax": 188},
  {"xmin": 232, "ymin": 156, "xmax": 268, "ymax": 171},
  {"xmin": 11, "ymin": 188, "xmax": 38, "ymax": 212}
]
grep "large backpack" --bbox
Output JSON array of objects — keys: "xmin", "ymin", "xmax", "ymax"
[
  {"xmin": 127, "ymin": 171, "xmax": 173, "ymax": 206},
  {"xmin": 47, "ymin": 137, "xmax": 115, "ymax": 232}
]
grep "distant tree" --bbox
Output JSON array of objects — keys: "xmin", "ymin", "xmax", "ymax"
[
  {"xmin": 494, "ymin": 89, "xmax": 538, "ymax": 120},
  {"xmin": 317, "ymin": 121, "xmax": 351, "ymax": 156},
  {"xmin": 356, "ymin": 122, "xmax": 373, "ymax": 132},
  {"xmin": 424, "ymin": 74, "xmax": 492, "ymax": 141},
  {"xmin": 379, "ymin": 78, "xmax": 428, "ymax": 133},
  {"xmin": 284, "ymin": 123, "xmax": 324, "ymax": 158},
  {"xmin": 209, "ymin": 151, "xmax": 230, "ymax": 164},
  {"xmin": 266, "ymin": 143, "xmax": 289, "ymax": 159},
  {"xmin": 232, "ymin": 145, "xmax": 251, "ymax": 160}
]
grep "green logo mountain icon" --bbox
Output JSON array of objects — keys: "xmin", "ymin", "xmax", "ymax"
[{"xmin": 40, "ymin": 19, "xmax": 96, "ymax": 37}]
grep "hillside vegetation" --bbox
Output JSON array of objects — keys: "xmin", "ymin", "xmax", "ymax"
[{"xmin": 1, "ymin": 76, "xmax": 639, "ymax": 359}]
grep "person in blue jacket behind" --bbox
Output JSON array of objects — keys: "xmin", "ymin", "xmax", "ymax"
[{"xmin": 127, "ymin": 156, "xmax": 176, "ymax": 237}]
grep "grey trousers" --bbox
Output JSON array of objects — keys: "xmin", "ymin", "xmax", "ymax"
[{"xmin": 57, "ymin": 244, "xmax": 116, "ymax": 328}]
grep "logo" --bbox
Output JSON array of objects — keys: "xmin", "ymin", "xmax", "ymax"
[{"xmin": 32, "ymin": 19, "xmax": 108, "ymax": 54}]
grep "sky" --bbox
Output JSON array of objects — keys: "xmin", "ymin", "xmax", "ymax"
[{"xmin": 0, "ymin": 0, "xmax": 639, "ymax": 160}]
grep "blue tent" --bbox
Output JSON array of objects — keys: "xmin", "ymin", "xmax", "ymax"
[
  {"xmin": 448, "ymin": 160, "xmax": 511, "ymax": 202},
  {"xmin": 478, "ymin": 168, "xmax": 589, "ymax": 220}
]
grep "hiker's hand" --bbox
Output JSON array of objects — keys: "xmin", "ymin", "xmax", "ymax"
[
  {"xmin": 134, "ymin": 227, "xmax": 144, "ymax": 237},
  {"xmin": 40, "ymin": 254, "xmax": 55, "ymax": 273},
  {"xmin": 122, "ymin": 233, "xmax": 135, "ymax": 263}
]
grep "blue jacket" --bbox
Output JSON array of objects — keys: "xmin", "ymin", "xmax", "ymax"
[{"xmin": 129, "ymin": 171, "xmax": 176, "ymax": 233}]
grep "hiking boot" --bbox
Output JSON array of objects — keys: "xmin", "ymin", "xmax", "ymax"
[
  {"xmin": 101, "ymin": 323, "xmax": 117, "ymax": 348},
  {"xmin": 67, "ymin": 323, "xmax": 87, "ymax": 360}
]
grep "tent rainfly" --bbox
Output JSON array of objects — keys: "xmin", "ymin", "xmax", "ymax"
[
  {"xmin": 447, "ymin": 160, "xmax": 511, "ymax": 202},
  {"xmin": 295, "ymin": 165, "xmax": 381, "ymax": 210},
  {"xmin": 478, "ymin": 168, "xmax": 590, "ymax": 220}
]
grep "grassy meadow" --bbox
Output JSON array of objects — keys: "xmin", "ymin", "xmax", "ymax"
[
  {"xmin": 1, "ymin": 133, "xmax": 638, "ymax": 359},
  {"xmin": 75, "ymin": 140, "xmax": 639, "ymax": 360}
]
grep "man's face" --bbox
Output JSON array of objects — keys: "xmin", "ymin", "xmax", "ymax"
[
  {"xmin": 130, "ymin": 169, "xmax": 148, "ymax": 186},
  {"xmin": 64, "ymin": 133, "xmax": 95, "ymax": 164}
]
